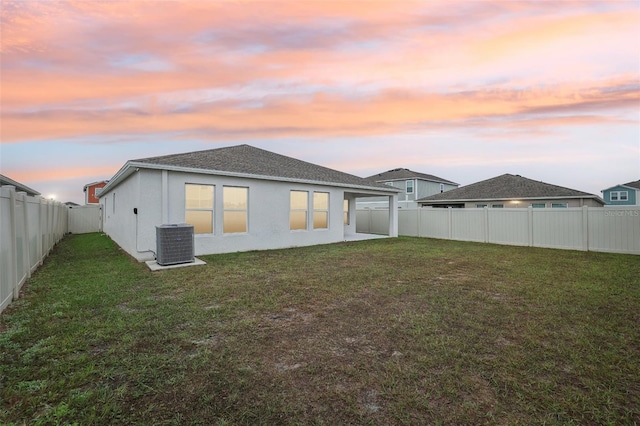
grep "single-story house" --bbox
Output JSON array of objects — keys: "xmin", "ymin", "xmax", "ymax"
[
  {"xmin": 99, "ymin": 144, "xmax": 400, "ymax": 261},
  {"xmin": 601, "ymin": 180, "xmax": 640, "ymax": 206},
  {"xmin": 357, "ymin": 168, "xmax": 459, "ymax": 209},
  {"xmin": 83, "ymin": 180, "xmax": 109, "ymax": 204},
  {"xmin": 417, "ymin": 174, "xmax": 605, "ymax": 208},
  {"xmin": 0, "ymin": 174, "xmax": 41, "ymax": 197}
]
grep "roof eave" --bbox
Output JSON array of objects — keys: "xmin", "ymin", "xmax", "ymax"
[{"xmin": 102, "ymin": 162, "xmax": 401, "ymax": 195}]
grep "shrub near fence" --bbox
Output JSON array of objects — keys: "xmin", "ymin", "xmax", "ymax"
[
  {"xmin": 357, "ymin": 206, "xmax": 640, "ymax": 255},
  {"xmin": 1, "ymin": 186, "xmax": 68, "ymax": 314}
]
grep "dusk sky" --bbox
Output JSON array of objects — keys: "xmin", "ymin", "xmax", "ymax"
[{"xmin": 1, "ymin": 0, "xmax": 639, "ymax": 204}]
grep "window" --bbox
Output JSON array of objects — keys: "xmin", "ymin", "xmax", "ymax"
[
  {"xmin": 290, "ymin": 191, "xmax": 308, "ymax": 230},
  {"xmin": 343, "ymin": 199, "xmax": 349, "ymax": 225},
  {"xmin": 440, "ymin": 183, "xmax": 444, "ymax": 192},
  {"xmin": 476, "ymin": 204, "xmax": 488, "ymax": 208},
  {"xmin": 313, "ymin": 192, "xmax": 329, "ymax": 229},
  {"xmin": 531, "ymin": 203, "xmax": 546, "ymax": 208},
  {"xmin": 112, "ymin": 193, "xmax": 116, "ymax": 213},
  {"xmin": 185, "ymin": 184, "xmax": 214, "ymax": 234},
  {"xmin": 611, "ymin": 191, "xmax": 628, "ymax": 201},
  {"xmin": 551, "ymin": 203, "xmax": 568, "ymax": 208},
  {"xmin": 406, "ymin": 180, "xmax": 414, "ymax": 194},
  {"xmin": 492, "ymin": 204, "xmax": 504, "ymax": 208},
  {"xmin": 223, "ymin": 186, "xmax": 248, "ymax": 233}
]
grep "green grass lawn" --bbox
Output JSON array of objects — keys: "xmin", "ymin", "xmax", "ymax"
[{"xmin": 1, "ymin": 234, "xmax": 639, "ymax": 425}]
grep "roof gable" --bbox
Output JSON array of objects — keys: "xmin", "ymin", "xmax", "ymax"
[
  {"xmin": 366, "ymin": 168, "xmax": 457, "ymax": 185},
  {"xmin": 601, "ymin": 180, "xmax": 640, "ymax": 192},
  {"xmin": 106, "ymin": 144, "xmax": 399, "ymax": 193},
  {"xmin": 417, "ymin": 174, "xmax": 600, "ymax": 203}
]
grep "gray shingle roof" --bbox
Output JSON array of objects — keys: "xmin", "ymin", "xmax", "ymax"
[
  {"xmin": 417, "ymin": 174, "xmax": 599, "ymax": 202},
  {"xmin": 132, "ymin": 144, "xmax": 397, "ymax": 191},
  {"xmin": 0, "ymin": 174, "xmax": 40, "ymax": 196},
  {"xmin": 623, "ymin": 180, "xmax": 640, "ymax": 190},
  {"xmin": 366, "ymin": 168, "xmax": 457, "ymax": 185}
]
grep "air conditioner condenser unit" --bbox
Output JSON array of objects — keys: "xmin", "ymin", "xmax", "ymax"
[{"xmin": 156, "ymin": 224, "xmax": 194, "ymax": 266}]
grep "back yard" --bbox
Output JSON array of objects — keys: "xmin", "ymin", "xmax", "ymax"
[{"xmin": 1, "ymin": 234, "xmax": 638, "ymax": 425}]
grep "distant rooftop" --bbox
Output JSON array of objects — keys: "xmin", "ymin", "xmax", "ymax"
[
  {"xmin": 366, "ymin": 168, "xmax": 458, "ymax": 185},
  {"xmin": 418, "ymin": 173, "xmax": 602, "ymax": 203}
]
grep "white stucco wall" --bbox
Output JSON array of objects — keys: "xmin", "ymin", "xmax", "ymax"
[{"xmin": 101, "ymin": 169, "xmax": 393, "ymax": 261}]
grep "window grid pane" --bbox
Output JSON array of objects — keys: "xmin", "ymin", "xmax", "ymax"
[
  {"xmin": 185, "ymin": 184, "xmax": 214, "ymax": 234},
  {"xmin": 313, "ymin": 192, "xmax": 329, "ymax": 229},
  {"xmin": 290, "ymin": 191, "xmax": 308, "ymax": 230},
  {"xmin": 223, "ymin": 187, "xmax": 248, "ymax": 234}
]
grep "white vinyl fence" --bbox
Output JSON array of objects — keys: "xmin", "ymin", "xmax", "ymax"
[
  {"xmin": 357, "ymin": 207, "xmax": 640, "ymax": 255},
  {"xmin": 1, "ymin": 186, "xmax": 69, "ymax": 314},
  {"xmin": 68, "ymin": 204, "xmax": 102, "ymax": 234}
]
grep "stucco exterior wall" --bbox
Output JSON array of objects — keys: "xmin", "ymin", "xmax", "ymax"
[{"xmin": 101, "ymin": 169, "xmax": 386, "ymax": 261}]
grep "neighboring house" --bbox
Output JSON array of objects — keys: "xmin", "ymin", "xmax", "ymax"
[
  {"xmin": 417, "ymin": 174, "xmax": 605, "ymax": 208},
  {"xmin": 357, "ymin": 168, "xmax": 459, "ymax": 209},
  {"xmin": 0, "ymin": 174, "xmax": 41, "ymax": 196},
  {"xmin": 99, "ymin": 144, "xmax": 400, "ymax": 261},
  {"xmin": 601, "ymin": 180, "xmax": 640, "ymax": 206},
  {"xmin": 83, "ymin": 180, "xmax": 109, "ymax": 204}
]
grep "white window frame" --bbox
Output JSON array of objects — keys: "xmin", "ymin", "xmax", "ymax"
[
  {"xmin": 290, "ymin": 190, "xmax": 308, "ymax": 231},
  {"xmin": 313, "ymin": 191, "xmax": 329, "ymax": 229},
  {"xmin": 531, "ymin": 203, "xmax": 546, "ymax": 208},
  {"xmin": 611, "ymin": 191, "xmax": 628, "ymax": 202},
  {"xmin": 185, "ymin": 183, "xmax": 215, "ymax": 234},
  {"xmin": 491, "ymin": 204, "xmax": 504, "ymax": 208},
  {"xmin": 223, "ymin": 186, "xmax": 248, "ymax": 234},
  {"xmin": 476, "ymin": 204, "xmax": 488, "ymax": 208},
  {"xmin": 551, "ymin": 203, "xmax": 568, "ymax": 208},
  {"xmin": 406, "ymin": 180, "xmax": 414, "ymax": 194}
]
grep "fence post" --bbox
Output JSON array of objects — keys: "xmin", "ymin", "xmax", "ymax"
[
  {"xmin": 8, "ymin": 187, "xmax": 19, "ymax": 300},
  {"xmin": 528, "ymin": 206, "xmax": 534, "ymax": 247},
  {"xmin": 484, "ymin": 206, "xmax": 489, "ymax": 243},
  {"xmin": 447, "ymin": 207, "xmax": 452, "ymax": 240},
  {"xmin": 18, "ymin": 192, "xmax": 32, "ymax": 280},
  {"xmin": 582, "ymin": 206, "xmax": 589, "ymax": 252}
]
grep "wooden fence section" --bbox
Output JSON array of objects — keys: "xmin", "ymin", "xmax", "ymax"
[
  {"xmin": 357, "ymin": 207, "xmax": 640, "ymax": 255},
  {"xmin": 1, "ymin": 186, "xmax": 68, "ymax": 314}
]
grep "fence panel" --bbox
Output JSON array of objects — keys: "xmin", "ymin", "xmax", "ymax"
[
  {"xmin": 452, "ymin": 209, "xmax": 486, "ymax": 242},
  {"xmin": 398, "ymin": 209, "xmax": 419, "ymax": 236},
  {"xmin": 358, "ymin": 206, "xmax": 639, "ymax": 255},
  {"xmin": 485, "ymin": 209, "xmax": 528, "ymax": 246},
  {"xmin": 531, "ymin": 208, "xmax": 585, "ymax": 250},
  {"xmin": 0, "ymin": 186, "xmax": 68, "ymax": 314},
  {"xmin": 68, "ymin": 205, "xmax": 102, "ymax": 234},
  {"xmin": 588, "ymin": 208, "xmax": 640, "ymax": 254},
  {"xmin": 419, "ymin": 209, "xmax": 449, "ymax": 239}
]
